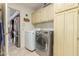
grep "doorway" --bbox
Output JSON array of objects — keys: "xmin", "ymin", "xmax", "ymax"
[
  {"xmin": 8, "ymin": 7, "xmax": 20, "ymax": 48},
  {"xmin": 10, "ymin": 15, "xmax": 20, "ymax": 47}
]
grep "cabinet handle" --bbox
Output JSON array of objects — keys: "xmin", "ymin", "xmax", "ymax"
[
  {"xmin": 0, "ymin": 9, "xmax": 1, "ymax": 11},
  {"xmin": 77, "ymin": 37, "xmax": 79, "ymax": 39}
]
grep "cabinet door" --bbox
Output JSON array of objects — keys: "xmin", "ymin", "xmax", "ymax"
[
  {"xmin": 39, "ymin": 8, "xmax": 45, "ymax": 23},
  {"xmin": 54, "ymin": 12, "xmax": 65, "ymax": 56},
  {"xmin": 64, "ymin": 9, "xmax": 77, "ymax": 56},
  {"xmin": 32, "ymin": 12, "xmax": 40, "ymax": 24},
  {"xmin": 32, "ymin": 13, "xmax": 36, "ymax": 24},
  {"xmin": 45, "ymin": 4, "xmax": 54, "ymax": 21},
  {"xmin": 39, "ymin": 4, "xmax": 54, "ymax": 22},
  {"xmin": 48, "ymin": 4, "xmax": 54, "ymax": 21},
  {"xmin": 32, "ymin": 9, "xmax": 43, "ymax": 24},
  {"xmin": 32, "ymin": 4, "xmax": 54, "ymax": 24}
]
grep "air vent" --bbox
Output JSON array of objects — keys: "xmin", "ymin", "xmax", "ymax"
[{"xmin": 42, "ymin": 3, "xmax": 51, "ymax": 8}]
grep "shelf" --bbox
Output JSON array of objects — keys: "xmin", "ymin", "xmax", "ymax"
[{"xmin": 32, "ymin": 19, "xmax": 53, "ymax": 25}]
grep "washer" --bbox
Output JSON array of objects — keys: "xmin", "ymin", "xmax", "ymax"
[
  {"xmin": 35, "ymin": 29, "xmax": 54, "ymax": 56},
  {"xmin": 25, "ymin": 30, "xmax": 36, "ymax": 51}
]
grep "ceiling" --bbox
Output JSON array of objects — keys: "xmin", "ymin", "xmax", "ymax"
[
  {"xmin": 21, "ymin": 3, "xmax": 44, "ymax": 10},
  {"xmin": 12, "ymin": 3, "xmax": 44, "ymax": 11},
  {"xmin": 8, "ymin": 3, "xmax": 52, "ymax": 12}
]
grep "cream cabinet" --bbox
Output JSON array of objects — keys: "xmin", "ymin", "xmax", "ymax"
[
  {"xmin": 46, "ymin": 4, "xmax": 54, "ymax": 21},
  {"xmin": 41, "ymin": 4, "xmax": 54, "ymax": 22},
  {"xmin": 54, "ymin": 8, "xmax": 78, "ymax": 56},
  {"xmin": 64, "ymin": 9, "xmax": 77, "ymax": 56},
  {"xmin": 54, "ymin": 12, "xmax": 65, "ymax": 56},
  {"xmin": 32, "ymin": 4, "xmax": 54, "ymax": 24},
  {"xmin": 32, "ymin": 11, "xmax": 39, "ymax": 24},
  {"xmin": 54, "ymin": 3, "xmax": 78, "ymax": 13},
  {"xmin": 32, "ymin": 11, "xmax": 37, "ymax": 24}
]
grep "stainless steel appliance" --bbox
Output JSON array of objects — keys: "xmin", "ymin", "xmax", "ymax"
[{"xmin": 36, "ymin": 29, "xmax": 53, "ymax": 56}]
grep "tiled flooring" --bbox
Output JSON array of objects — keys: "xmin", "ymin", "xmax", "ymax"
[{"xmin": 8, "ymin": 45, "xmax": 39, "ymax": 56}]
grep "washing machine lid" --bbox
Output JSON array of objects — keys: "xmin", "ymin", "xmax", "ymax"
[{"xmin": 35, "ymin": 28, "xmax": 54, "ymax": 31}]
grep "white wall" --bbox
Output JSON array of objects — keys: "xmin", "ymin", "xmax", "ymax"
[{"xmin": 8, "ymin": 4, "xmax": 34, "ymax": 48}]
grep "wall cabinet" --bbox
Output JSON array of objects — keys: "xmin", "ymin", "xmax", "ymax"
[
  {"xmin": 32, "ymin": 4, "xmax": 54, "ymax": 24},
  {"xmin": 54, "ymin": 8, "xmax": 78, "ymax": 56},
  {"xmin": 32, "ymin": 11, "xmax": 37, "ymax": 23}
]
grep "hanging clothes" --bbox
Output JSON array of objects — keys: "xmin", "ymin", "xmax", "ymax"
[
  {"xmin": 0, "ymin": 22, "xmax": 2, "ymax": 47},
  {"xmin": 1, "ymin": 22, "xmax": 5, "ymax": 48},
  {"xmin": 0, "ymin": 19, "xmax": 5, "ymax": 56}
]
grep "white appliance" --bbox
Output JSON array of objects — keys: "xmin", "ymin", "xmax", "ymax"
[{"xmin": 25, "ymin": 30, "xmax": 36, "ymax": 51}]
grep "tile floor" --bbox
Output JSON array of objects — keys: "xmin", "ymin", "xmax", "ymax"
[{"xmin": 8, "ymin": 45, "xmax": 39, "ymax": 56}]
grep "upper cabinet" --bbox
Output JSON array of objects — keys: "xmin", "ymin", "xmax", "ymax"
[
  {"xmin": 54, "ymin": 3, "xmax": 79, "ymax": 13},
  {"xmin": 32, "ymin": 4, "xmax": 54, "ymax": 24}
]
